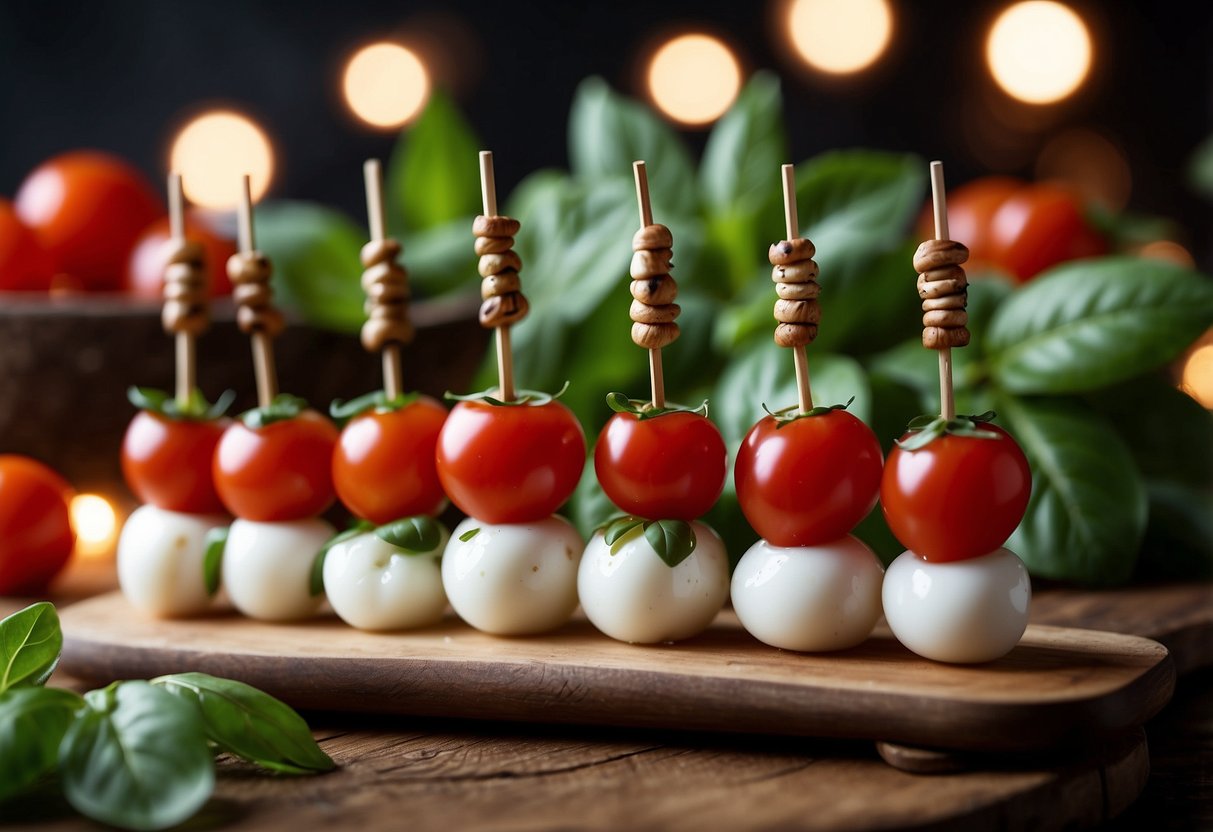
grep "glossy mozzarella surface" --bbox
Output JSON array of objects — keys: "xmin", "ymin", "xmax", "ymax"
[
  {"xmin": 882, "ymin": 547, "xmax": 1031, "ymax": 664},
  {"xmin": 442, "ymin": 516, "xmax": 582, "ymax": 635},
  {"xmin": 731, "ymin": 535, "xmax": 883, "ymax": 652},
  {"xmin": 222, "ymin": 517, "xmax": 334, "ymax": 622},
  {"xmin": 578, "ymin": 521, "xmax": 728, "ymax": 644},
  {"xmin": 117, "ymin": 505, "xmax": 228, "ymax": 617},
  {"xmin": 323, "ymin": 529, "xmax": 448, "ymax": 631}
]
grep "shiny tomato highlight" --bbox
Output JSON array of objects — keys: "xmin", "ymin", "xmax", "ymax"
[
  {"xmin": 124, "ymin": 214, "xmax": 236, "ymax": 299},
  {"xmin": 0, "ymin": 455, "xmax": 76, "ymax": 595},
  {"xmin": 122, "ymin": 411, "xmax": 228, "ymax": 515}
]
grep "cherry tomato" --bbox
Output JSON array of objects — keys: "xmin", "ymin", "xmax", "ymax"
[
  {"xmin": 0, "ymin": 199, "xmax": 54, "ymax": 291},
  {"xmin": 436, "ymin": 400, "xmax": 585, "ymax": 524},
  {"xmin": 213, "ymin": 411, "xmax": 339, "ymax": 522},
  {"xmin": 880, "ymin": 425, "xmax": 1031, "ymax": 562},
  {"xmin": 124, "ymin": 214, "xmax": 236, "ymax": 299},
  {"xmin": 939, "ymin": 177, "xmax": 1021, "ymax": 272},
  {"xmin": 595, "ymin": 411, "xmax": 727, "ymax": 522},
  {"xmin": 122, "ymin": 411, "xmax": 228, "ymax": 515},
  {"xmin": 333, "ymin": 397, "xmax": 448, "ymax": 524},
  {"xmin": 15, "ymin": 151, "xmax": 162, "ymax": 291},
  {"xmin": 734, "ymin": 410, "xmax": 883, "ymax": 547},
  {"xmin": 0, "ymin": 455, "xmax": 75, "ymax": 595}
]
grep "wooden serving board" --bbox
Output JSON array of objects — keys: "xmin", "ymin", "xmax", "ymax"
[{"xmin": 60, "ymin": 591, "xmax": 1174, "ymax": 757}]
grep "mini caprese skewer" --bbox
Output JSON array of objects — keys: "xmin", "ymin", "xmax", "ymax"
[
  {"xmin": 730, "ymin": 164, "xmax": 885, "ymax": 652},
  {"xmin": 209, "ymin": 176, "xmax": 338, "ymax": 622},
  {"xmin": 437, "ymin": 151, "xmax": 586, "ymax": 636},
  {"xmin": 321, "ymin": 159, "xmax": 449, "ymax": 631},
  {"xmin": 118, "ymin": 173, "xmax": 231, "ymax": 618},
  {"xmin": 880, "ymin": 162, "xmax": 1032, "ymax": 664},
  {"xmin": 577, "ymin": 161, "xmax": 729, "ymax": 645}
]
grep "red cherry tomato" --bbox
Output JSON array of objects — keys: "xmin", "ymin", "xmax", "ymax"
[
  {"xmin": 15, "ymin": 151, "xmax": 163, "ymax": 291},
  {"xmin": 939, "ymin": 177, "xmax": 1021, "ymax": 272},
  {"xmin": 0, "ymin": 199, "xmax": 54, "ymax": 291},
  {"xmin": 734, "ymin": 410, "xmax": 883, "ymax": 547},
  {"xmin": 121, "ymin": 411, "xmax": 228, "ymax": 515},
  {"xmin": 333, "ymin": 397, "xmax": 449, "ymax": 524},
  {"xmin": 436, "ymin": 400, "xmax": 585, "ymax": 524},
  {"xmin": 594, "ymin": 411, "xmax": 727, "ymax": 522},
  {"xmin": 213, "ymin": 411, "xmax": 339, "ymax": 521},
  {"xmin": 880, "ymin": 424, "xmax": 1031, "ymax": 562},
  {"xmin": 124, "ymin": 214, "xmax": 236, "ymax": 299},
  {"xmin": 0, "ymin": 455, "xmax": 75, "ymax": 595}
]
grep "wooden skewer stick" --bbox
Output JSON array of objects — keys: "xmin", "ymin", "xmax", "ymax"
[
  {"xmin": 929, "ymin": 161, "xmax": 955, "ymax": 421},
  {"xmin": 166, "ymin": 173, "xmax": 197, "ymax": 407},
  {"xmin": 782, "ymin": 164, "xmax": 813, "ymax": 414},
  {"xmin": 480, "ymin": 151, "xmax": 516, "ymax": 403},
  {"xmin": 236, "ymin": 175, "xmax": 279, "ymax": 408},
  {"xmin": 363, "ymin": 159, "xmax": 404, "ymax": 400},
  {"xmin": 632, "ymin": 161, "xmax": 666, "ymax": 410}
]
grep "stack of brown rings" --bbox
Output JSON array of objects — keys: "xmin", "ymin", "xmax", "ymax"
[
  {"xmin": 913, "ymin": 239, "xmax": 970, "ymax": 349},
  {"xmin": 226, "ymin": 250, "xmax": 285, "ymax": 338},
  {"xmin": 629, "ymin": 224, "xmax": 680, "ymax": 349},
  {"xmin": 161, "ymin": 238, "xmax": 209, "ymax": 337},
  {"xmin": 474, "ymin": 214, "xmax": 528, "ymax": 328},
  {"xmin": 359, "ymin": 238, "xmax": 413, "ymax": 352},
  {"xmin": 768, "ymin": 237, "xmax": 820, "ymax": 347}
]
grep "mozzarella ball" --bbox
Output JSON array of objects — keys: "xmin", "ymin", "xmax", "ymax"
[
  {"xmin": 442, "ymin": 516, "xmax": 582, "ymax": 635},
  {"xmin": 731, "ymin": 535, "xmax": 884, "ymax": 652},
  {"xmin": 883, "ymin": 547, "xmax": 1031, "ymax": 664},
  {"xmin": 117, "ymin": 505, "xmax": 228, "ymax": 618},
  {"xmin": 223, "ymin": 517, "xmax": 334, "ymax": 622},
  {"xmin": 578, "ymin": 521, "xmax": 728, "ymax": 644},
  {"xmin": 323, "ymin": 528, "xmax": 448, "ymax": 631}
]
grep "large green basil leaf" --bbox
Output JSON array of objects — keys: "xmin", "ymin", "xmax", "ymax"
[
  {"xmin": 404, "ymin": 216, "xmax": 480, "ymax": 298},
  {"xmin": 387, "ymin": 89, "xmax": 481, "ymax": 233},
  {"xmin": 1001, "ymin": 396, "xmax": 1147, "ymax": 585},
  {"xmin": 61, "ymin": 682, "xmax": 213, "ymax": 831},
  {"xmin": 986, "ymin": 258, "xmax": 1213, "ymax": 393},
  {"xmin": 0, "ymin": 602, "xmax": 62, "ymax": 693},
  {"xmin": 0, "ymin": 686, "xmax": 82, "ymax": 801},
  {"xmin": 154, "ymin": 672, "xmax": 334, "ymax": 775}
]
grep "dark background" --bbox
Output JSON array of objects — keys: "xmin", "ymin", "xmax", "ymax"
[{"xmin": 0, "ymin": 0, "xmax": 1209, "ymax": 262}]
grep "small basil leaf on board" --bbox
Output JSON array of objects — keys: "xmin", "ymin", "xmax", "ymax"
[
  {"xmin": 375, "ymin": 516, "xmax": 444, "ymax": 554},
  {"xmin": 986, "ymin": 257, "xmax": 1213, "ymax": 394},
  {"xmin": 153, "ymin": 673, "xmax": 335, "ymax": 775},
  {"xmin": 0, "ymin": 686, "xmax": 83, "ymax": 802},
  {"xmin": 1001, "ymin": 395, "xmax": 1147, "ymax": 585},
  {"xmin": 644, "ymin": 519, "xmax": 698, "ymax": 568},
  {"xmin": 388, "ymin": 89, "xmax": 481, "ymax": 233},
  {"xmin": 203, "ymin": 527, "xmax": 228, "ymax": 598},
  {"xmin": 61, "ymin": 681, "xmax": 214, "ymax": 831},
  {"xmin": 0, "ymin": 602, "xmax": 63, "ymax": 693}
]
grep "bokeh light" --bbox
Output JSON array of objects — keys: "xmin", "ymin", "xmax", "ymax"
[
  {"xmin": 987, "ymin": 1, "xmax": 1092, "ymax": 104},
  {"xmin": 1139, "ymin": 240, "xmax": 1196, "ymax": 269},
  {"xmin": 71, "ymin": 494, "xmax": 118, "ymax": 559},
  {"xmin": 343, "ymin": 42, "xmax": 430, "ymax": 129},
  {"xmin": 786, "ymin": 0, "xmax": 893, "ymax": 75},
  {"xmin": 170, "ymin": 111, "xmax": 273, "ymax": 210},
  {"xmin": 1036, "ymin": 128, "xmax": 1131, "ymax": 211},
  {"xmin": 1181, "ymin": 343, "xmax": 1213, "ymax": 409},
  {"xmin": 647, "ymin": 34, "xmax": 741, "ymax": 126}
]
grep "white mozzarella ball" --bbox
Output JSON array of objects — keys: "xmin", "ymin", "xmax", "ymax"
[
  {"xmin": 578, "ymin": 521, "xmax": 729, "ymax": 644},
  {"xmin": 323, "ymin": 528, "xmax": 448, "ymax": 631},
  {"xmin": 731, "ymin": 535, "xmax": 884, "ymax": 652},
  {"xmin": 222, "ymin": 517, "xmax": 334, "ymax": 622},
  {"xmin": 883, "ymin": 547, "xmax": 1031, "ymax": 664},
  {"xmin": 117, "ymin": 505, "xmax": 228, "ymax": 618},
  {"xmin": 442, "ymin": 516, "xmax": 583, "ymax": 635}
]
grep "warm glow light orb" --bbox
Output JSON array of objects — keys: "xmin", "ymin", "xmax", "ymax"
[
  {"xmin": 170, "ymin": 111, "xmax": 273, "ymax": 210},
  {"xmin": 1182, "ymin": 344, "xmax": 1213, "ymax": 409},
  {"xmin": 71, "ymin": 494, "xmax": 118, "ymax": 558},
  {"xmin": 986, "ymin": 1, "xmax": 1092, "ymax": 104},
  {"xmin": 343, "ymin": 42, "xmax": 430, "ymax": 129},
  {"xmin": 647, "ymin": 34, "xmax": 741, "ymax": 126},
  {"xmin": 786, "ymin": 0, "xmax": 893, "ymax": 74}
]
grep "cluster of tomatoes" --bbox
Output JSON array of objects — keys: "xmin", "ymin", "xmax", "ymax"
[{"xmin": 0, "ymin": 150, "xmax": 234, "ymax": 296}]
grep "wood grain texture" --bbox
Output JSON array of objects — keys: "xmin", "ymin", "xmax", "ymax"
[{"xmin": 59, "ymin": 592, "xmax": 1175, "ymax": 755}]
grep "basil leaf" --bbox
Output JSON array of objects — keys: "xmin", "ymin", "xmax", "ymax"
[
  {"xmin": 0, "ymin": 602, "xmax": 62, "ymax": 693},
  {"xmin": 203, "ymin": 527, "xmax": 227, "ymax": 598},
  {"xmin": 604, "ymin": 517, "xmax": 644, "ymax": 546},
  {"xmin": 644, "ymin": 519, "xmax": 697, "ymax": 568},
  {"xmin": 403, "ymin": 216, "xmax": 481, "ymax": 298},
  {"xmin": 0, "ymin": 686, "xmax": 83, "ymax": 802},
  {"xmin": 330, "ymin": 390, "xmax": 420, "ymax": 425},
  {"xmin": 127, "ymin": 387, "xmax": 235, "ymax": 422},
  {"xmin": 1001, "ymin": 395, "xmax": 1147, "ymax": 585},
  {"xmin": 569, "ymin": 455, "xmax": 622, "ymax": 539},
  {"xmin": 375, "ymin": 516, "xmax": 443, "ymax": 554},
  {"xmin": 153, "ymin": 673, "xmax": 334, "ymax": 775},
  {"xmin": 61, "ymin": 681, "xmax": 213, "ymax": 831},
  {"xmin": 388, "ymin": 89, "xmax": 481, "ymax": 233},
  {"xmin": 458, "ymin": 527, "xmax": 480, "ymax": 543},
  {"xmin": 987, "ymin": 258, "xmax": 1213, "ymax": 394}
]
